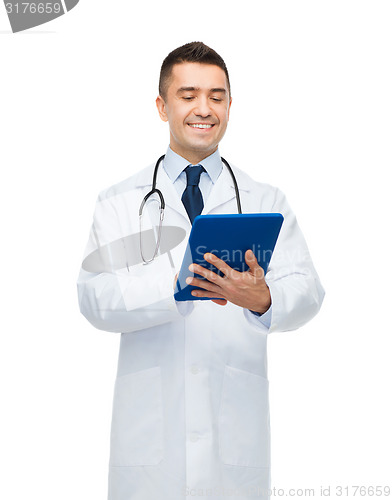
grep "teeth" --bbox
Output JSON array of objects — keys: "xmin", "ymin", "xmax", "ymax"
[{"xmin": 189, "ymin": 124, "xmax": 213, "ymax": 129}]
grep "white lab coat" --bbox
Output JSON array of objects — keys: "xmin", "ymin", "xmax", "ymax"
[{"xmin": 77, "ymin": 160, "xmax": 324, "ymax": 500}]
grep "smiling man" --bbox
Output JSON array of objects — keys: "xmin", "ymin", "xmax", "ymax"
[
  {"xmin": 156, "ymin": 62, "xmax": 231, "ymax": 164},
  {"xmin": 77, "ymin": 42, "xmax": 325, "ymax": 500}
]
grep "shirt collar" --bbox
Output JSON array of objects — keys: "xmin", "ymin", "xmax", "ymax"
[{"xmin": 163, "ymin": 146, "xmax": 223, "ymax": 184}]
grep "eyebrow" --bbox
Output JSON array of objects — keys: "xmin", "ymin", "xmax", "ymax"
[{"xmin": 176, "ymin": 86, "xmax": 227, "ymax": 94}]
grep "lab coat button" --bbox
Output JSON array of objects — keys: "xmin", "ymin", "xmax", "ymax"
[
  {"xmin": 190, "ymin": 364, "xmax": 199, "ymax": 374},
  {"xmin": 189, "ymin": 433, "xmax": 199, "ymax": 443}
]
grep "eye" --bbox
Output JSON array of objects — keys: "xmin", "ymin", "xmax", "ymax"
[
  {"xmin": 211, "ymin": 97, "xmax": 223, "ymax": 102},
  {"xmin": 183, "ymin": 96, "xmax": 195, "ymax": 101}
]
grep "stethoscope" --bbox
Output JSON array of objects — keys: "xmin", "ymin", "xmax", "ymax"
[{"xmin": 139, "ymin": 154, "xmax": 242, "ymax": 264}]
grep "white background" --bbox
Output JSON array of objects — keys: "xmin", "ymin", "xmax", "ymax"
[{"xmin": 1, "ymin": 1, "xmax": 391, "ymax": 498}]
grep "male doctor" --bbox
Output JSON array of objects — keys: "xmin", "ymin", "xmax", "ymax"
[{"xmin": 77, "ymin": 42, "xmax": 325, "ymax": 500}]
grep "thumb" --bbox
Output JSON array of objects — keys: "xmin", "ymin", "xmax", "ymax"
[
  {"xmin": 173, "ymin": 272, "xmax": 179, "ymax": 291},
  {"xmin": 245, "ymin": 250, "xmax": 264, "ymax": 278}
]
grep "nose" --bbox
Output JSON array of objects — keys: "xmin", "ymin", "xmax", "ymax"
[{"xmin": 193, "ymin": 96, "xmax": 211, "ymax": 118}]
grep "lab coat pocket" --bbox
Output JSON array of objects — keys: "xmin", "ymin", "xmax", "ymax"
[
  {"xmin": 219, "ymin": 365, "xmax": 270, "ymax": 468},
  {"xmin": 109, "ymin": 366, "xmax": 164, "ymax": 466}
]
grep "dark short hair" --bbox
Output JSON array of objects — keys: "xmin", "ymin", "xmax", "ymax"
[{"xmin": 159, "ymin": 41, "xmax": 231, "ymax": 100}]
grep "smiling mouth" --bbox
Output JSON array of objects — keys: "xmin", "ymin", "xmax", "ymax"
[{"xmin": 188, "ymin": 123, "xmax": 215, "ymax": 129}]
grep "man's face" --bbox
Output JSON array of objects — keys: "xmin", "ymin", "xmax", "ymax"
[{"xmin": 156, "ymin": 62, "xmax": 232, "ymax": 164}]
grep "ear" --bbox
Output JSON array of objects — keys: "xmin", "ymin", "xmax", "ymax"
[
  {"xmin": 227, "ymin": 96, "xmax": 233, "ymax": 120},
  {"xmin": 156, "ymin": 95, "xmax": 168, "ymax": 122}
]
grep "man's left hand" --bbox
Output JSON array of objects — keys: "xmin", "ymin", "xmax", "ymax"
[{"xmin": 186, "ymin": 249, "xmax": 271, "ymax": 314}]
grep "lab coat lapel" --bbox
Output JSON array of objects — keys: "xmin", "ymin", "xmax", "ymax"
[
  {"xmin": 156, "ymin": 165, "xmax": 190, "ymax": 223},
  {"xmin": 202, "ymin": 166, "xmax": 234, "ymax": 214},
  {"xmin": 202, "ymin": 164, "xmax": 249, "ymax": 215},
  {"xmin": 135, "ymin": 162, "xmax": 190, "ymax": 225}
]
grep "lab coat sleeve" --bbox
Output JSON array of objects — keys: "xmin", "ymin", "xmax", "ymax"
[
  {"xmin": 243, "ymin": 306, "xmax": 272, "ymax": 332},
  {"xmin": 244, "ymin": 187, "xmax": 325, "ymax": 333},
  {"xmin": 77, "ymin": 195, "xmax": 193, "ymax": 334}
]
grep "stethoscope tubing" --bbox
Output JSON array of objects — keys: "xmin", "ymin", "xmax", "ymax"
[
  {"xmin": 138, "ymin": 154, "xmax": 242, "ymax": 263},
  {"xmin": 139, "ymin": 155, "xmax": 241, "ymax": 216}
]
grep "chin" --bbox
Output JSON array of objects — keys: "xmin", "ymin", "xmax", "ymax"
[{"xmin": 189, "ymin": 141, "xmax": 217, "ymax": 152}]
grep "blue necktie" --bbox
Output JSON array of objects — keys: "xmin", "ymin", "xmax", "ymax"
[{"xmin": 181, "ymin": 164, "xmax": 206, "ymax": 224}]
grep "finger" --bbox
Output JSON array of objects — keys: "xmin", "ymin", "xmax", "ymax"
[
  {"xmin": 186, "ymin": 276, "xmax": 221, "ymax": 293},
  {"xmin": 211, "ymin": 298, "xmax": 227, "ymax": 306},
  {"xmin": 204, "ymin": 253, "xmax": 237, "ymax": 279},
  {"xmin": 245, "ymin": 249, "xmax": 264, "ymax": 278},
  {"xmin": 191, "ymin": 289, "xmax": 227, "ymax": 299},
  {"xmin": 173, "ymin": 272, "xmax": 179, "ymax": 291},
  {"xmin": 189, "ymin": 263, "xmax": 223, "ymax": 284}
]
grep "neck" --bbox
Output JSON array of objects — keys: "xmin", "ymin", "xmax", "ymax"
[{"xmin": 170, "ymin": 144, "xmax": 218, "ymax": 165}]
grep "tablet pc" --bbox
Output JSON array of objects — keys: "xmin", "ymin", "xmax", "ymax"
[{"xmin": 174, "ymin": 213, "xmax": 284, "ymax": 302}]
